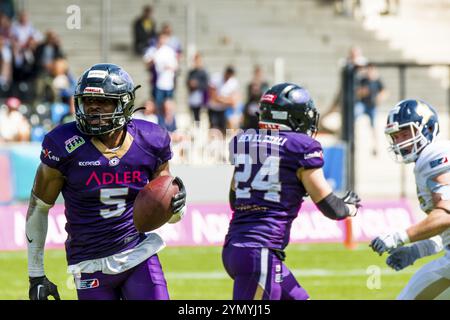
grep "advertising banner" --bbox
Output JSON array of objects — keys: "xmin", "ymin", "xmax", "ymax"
[{"xmin": 0, "ymin": 200, "xmax": 418, "ymax": 251}]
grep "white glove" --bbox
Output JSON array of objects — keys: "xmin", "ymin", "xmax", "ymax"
[{"xmin": 370, "ymin": 230, "xmax": 410, "ymax": 255}]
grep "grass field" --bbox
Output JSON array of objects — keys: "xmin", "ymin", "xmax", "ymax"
[{"xmin": 0, "ymin": 243, "xmax": 441, "ymax": 300}]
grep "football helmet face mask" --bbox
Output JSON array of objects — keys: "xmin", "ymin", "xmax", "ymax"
[
  {"xmin": 385, "ymin": 99, "xmax": 439, "ymax": 163},
  {"xmin": 74, "ymin": 63, "xmax": 140, "ymax": 135},
  {"xmin": 258, "ymin": 82, "xmax": 319, "ymax": 137}
]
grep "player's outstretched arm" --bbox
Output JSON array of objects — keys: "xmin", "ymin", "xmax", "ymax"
[
  {"xmin": 153, "ymin": 161, "xmax": 187, "ymax": 224},
  {"xmin": 386, "ymin": 236, "xmax": 443, "ymax": 271},
  {"xmin": 371, "ymin": 172, "xmax": 450, "ymax": 255},
  {"xmin": 370, "ymin": 211, "xmax": 449, "ymax": 256},
  {"xmin": 298, "ymin": 167, "xmax": 361, "ymax": 220},
  {"xmin": 26, "ymin": 163, "xmax": 64, "ymax": 300}
]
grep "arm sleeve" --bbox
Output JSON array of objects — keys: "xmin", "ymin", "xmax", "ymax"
[
  {"xmin": 26, "ymin": 193, "xmax": 53, "ymax": 277},
  {"xmin": 413, "ymin": 236, "xmax": 444, "ymax": 258},
  {"xmin": 316, "ymin": 192, "xmax": 350, "ymax": 220}
]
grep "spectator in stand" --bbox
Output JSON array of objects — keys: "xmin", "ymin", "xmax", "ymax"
[
  {"xmin": 242, "ymin": 65, "xmax": 269, "ymax": 129},
  {"xmin": 161, "ymin": 22, "xmax": 182, "ymax": 60},
  {"xmin": 0, "ymin": 34, "xmax": 12, "ymax": 97},
  {"xmin": 161, "ymin": 22, "xmax": 182, "ymax": 93},
  {"xmin": 11, "ymin": 11, "xmax": 41, "ymax": 48},
  {"xmin": 355, "ymin": 63, "xmax": 386, "ymax": 156},
  {"xmin": 0, "ymin": 96, "xmax": 30, "ymax": 142},
  {"xmin": 133, "ymin": 99, "xmax": 158, "ymax": 124},
  {"xmin": 0, "ymin": 13, "xmax": 12, "ymax": 39},
  {"xmin": 11, "ymin": 35, "xmax": 38, "ymax": 102},
  {"xmin": 33, "ymin": 30, "xmax": 65, "ymax": 105},
  {"xmin": 50, "ymin": 58, "xmax": 76, "ymax": 104},
  {"xmin": 187, "ymin": 52, "xmax": 209, "ymax": 125},
  {"xmin": 34, "ymin": 30, "xmax": 64, "ymax": 77},
  {"xmin": 160, "ymin": 98, "xmax": 177, "ymax": 133},
  {"xmin": 143, "ymin": 32, "xmax": 178, "ymax": 126},
  {"xmin": 0, "ymin": 0, "xmax": 15, "ymax": 20},
  {"xmin": 133, "ymin": 5, "xmax": 156, "ymax": 55},
  {"xmin": 321, "ymin": 45, "xmax": 367, "ymax": 135},
  {"xmin": 208, "ymin": 65, "xmax": 241, "ymax": 134}
]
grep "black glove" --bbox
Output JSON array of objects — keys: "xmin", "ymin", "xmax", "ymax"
[
  {"xmin": 29, "ymin": 276, "xmax": 60, "ymax": 300},
  {"xmin": 342, "ymin": 190, "xmax": 361, "ymax": 217},
  {"xmin": 171, "ymin": 176, "xmax": 186, "ymax": 214}
]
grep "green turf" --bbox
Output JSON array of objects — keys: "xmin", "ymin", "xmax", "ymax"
[{"xmin": 0, "ymin": 243, "xmax": 442, "ymax": 300}]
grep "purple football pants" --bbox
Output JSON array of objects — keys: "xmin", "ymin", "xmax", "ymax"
[
  {"xmin": 76, "ymin": 254, "xmax": 169, "ymax": 300},
  {"xmin": 222, "ymin": 245, "xmax": 309, "ymax": 300}
]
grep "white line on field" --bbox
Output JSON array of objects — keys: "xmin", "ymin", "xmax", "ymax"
[{"xmin": 164, "ymin": 268, "xmax": 416, "ymax": 280}]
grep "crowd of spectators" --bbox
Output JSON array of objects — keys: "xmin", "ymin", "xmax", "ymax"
[
  {"xmin": 134, "ymin": 5, "xmax": 271, "ymax": 138},
  {"xmin": 0, "ymin": 5, "xmax": 75, "ymax": 143}
]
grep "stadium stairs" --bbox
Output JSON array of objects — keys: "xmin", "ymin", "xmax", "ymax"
[{"xmin": 23, "ymin": 0, "xmax": 450, "ymax": 202}]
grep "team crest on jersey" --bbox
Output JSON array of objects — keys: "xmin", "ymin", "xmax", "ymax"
[
  {"xmin": 109, "ymin": 157, "xmax": 120, "ymax": 167},
  {"xmin": 65, "ymin": 135, "xmax": 85, "ymax": 153},
  {"xmin": 78, "ymin": 278, "xmax": 99, "ymax": 290},
  {"xmin": 429, "ymin": 156, "xmax": 448, "ymax": 169}
]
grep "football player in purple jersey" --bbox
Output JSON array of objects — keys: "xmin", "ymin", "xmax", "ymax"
[
  {"xmin": 25, "ymin": 63, "xmax": 186, "ymax": 300},
  {"xmin": 223, "ymin": 82, "xmax": 361, "ymax": 300}
]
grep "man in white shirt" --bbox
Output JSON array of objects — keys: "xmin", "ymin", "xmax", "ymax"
[
  {"xmin": 143, "ymin": 33, "xmax": 178, "ymax": 126},
  {"xmin": 11, "ymin": 11, "xmax": 41, "ymax": 48}
]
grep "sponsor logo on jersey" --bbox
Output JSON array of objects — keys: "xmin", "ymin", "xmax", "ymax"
[
  {"xmin": 83, "ymin": 86, "xmax": 104, "ymax": 94},
  {"xmin": 109, "ymin": 157, "xmax": 120, "ymax": 167},
  {"xmin": 78, "ymin": 279, "xmax": 99, "ymax": 290},
  {"xmin": 261, "ymin": 94, "xmax": 277, "ymax": 103},
  {"xmin": 85, "ymin": 170, "xmax": 143, "ymax": 186},
  {"xmin": 87, "ymin": 70, "xmax": 108, "ymax": 79},
  {"xmin": 429, "ymin": 156, "xmax": 448, "ymax": 169},
  {"xmin": 41, "ymin": 148, "xmax": 60, "ymax": 162},
  {"xmin": 78, "ymin": 160, "xmax": 101, "ymax": 167},
  {"xmin": 304, "ymin": 150, "xmax": 323, "ymax": 160},
  {"xmin": 65, "ymin": 135, "xmax": 85, "ymax": 153}
]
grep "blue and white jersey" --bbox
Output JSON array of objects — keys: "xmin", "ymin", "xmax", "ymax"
[{"xmin": 414, "ymin": 140, "xmax": 450, "ymax": 249}]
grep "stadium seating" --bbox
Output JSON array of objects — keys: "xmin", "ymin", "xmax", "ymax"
[{"xmin": 24, "ymin": 0, "xmax": 450, "ymax": 115}]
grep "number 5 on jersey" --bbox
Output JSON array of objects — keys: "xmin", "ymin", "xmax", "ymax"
[{"xmin": 100, "ymin": 187, "xmax": 129, "ymax": 218}]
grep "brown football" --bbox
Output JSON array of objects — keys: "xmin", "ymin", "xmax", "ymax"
[{"xmin": 133, "ymin": 175, "xmax": 179, "ymax": 232}]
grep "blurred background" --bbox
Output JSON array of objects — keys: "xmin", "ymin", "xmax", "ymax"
[{"xmin": 0, "ymin": 0, "xmax": 449, "ymax": 299}]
